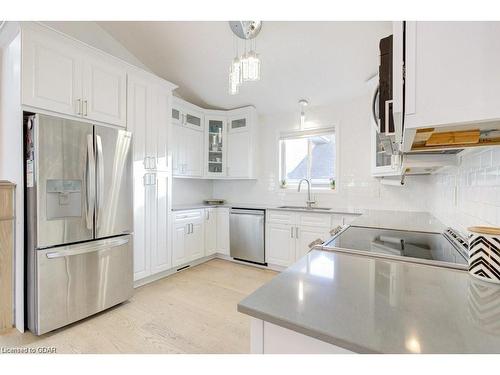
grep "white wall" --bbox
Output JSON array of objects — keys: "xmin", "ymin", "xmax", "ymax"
[
  {"xmin": 430, "ymin": 147, "xmax": 500, "ymax": 233},
  {"xmin": 41, "ymin": 21, "xmax": 150, "ymax": 71},
  {"xmin": 213, "ymin": 90, "xmax": 433, "ymax": 212},
  {"xmin": 172, "ymin": 179, "xmax": 213, "ymax": 206}
]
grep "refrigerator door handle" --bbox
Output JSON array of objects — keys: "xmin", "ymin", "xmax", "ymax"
[
  {"xmin": 95, "ymin": 135, "xmax": 104, "ymax": 229},
  {"xmin": 85, "ymin": 134, "xmax": 96, "ymax": 230},
  {"xmin": 46, "ymin": 237, "xmax": 130, "ymax": 259}
]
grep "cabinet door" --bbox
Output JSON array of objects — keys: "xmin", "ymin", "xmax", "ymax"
[
  {"xmin": 405, "ymin": 22, "xmax": 500, "ymax": 130},
  {"xmin": 295, "ymin": 226, "xmax": 330, "ymax": 261},
  {"xmin": 227, "ymin": 131, "xmax": 250, "ymax": 178},
  {"xmin": 127, "ymin": 74, "xmax": 150, "ymax": 171},
  {"xmin": 151, "ymin": 85, "xmax": 171, "ymax": 172},
  {"xmin": 204, "ymin": 208, "xmax": 217, "ymax": 256},
  {"xmin": 187, "ymin": 220, "xmax": 205, "ymax": 261},
  {"xmin": 266, "ymin": 224, "xmax": 295, "ymax": 267},
  {"xmin": 150, "ymin": 173, "xmax": 171, "ymax": 274},
  {"xmin": 205, "ymin": 116, "xmax": 227, "ymax": 177},
  {"xmin": 216, "ymin": 208, "xmax": 230, "ymax": 255},
  {"xmin": 133, "ymin": 173, "xmax": 149, "ymax": 281},
  {"xmin": 171, "ymin": 124, "xmax": 185, "ymax": 176},
  {"xmin": 22, "ymin": 28, "xmax": 83, "ymax": 117},
  {"xmin": 82, "ymin": 55, "xmax": 127, "ymax": 127},
  {"xmin": 172, "ymin": 220, "xmax": 188, "ymax": 267},
  {"xmin": 184, "ymin": 128, "xmax": 204, "ymax": 177}
]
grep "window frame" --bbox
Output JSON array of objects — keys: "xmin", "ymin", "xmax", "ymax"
[{"xmin": 278, "ymin": 127, "xmax": 338, "ymax": 191}]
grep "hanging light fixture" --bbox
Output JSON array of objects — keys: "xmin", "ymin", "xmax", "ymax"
[
  {"xmin": 299, "ymin": 99, "xmax": 309, "ymax": 130},
  {"xmin": 228, "ymin": 21, "xmax": 262, "ymax": 95}
]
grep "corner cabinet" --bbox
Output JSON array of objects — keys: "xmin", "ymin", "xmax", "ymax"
[
  {"xmin": 172, "ymin": 97, "xmax": 258, "ymax": 180},
  {"xmin": 22, "ymin": 24, "xmax": 127, "ymax": 127}
]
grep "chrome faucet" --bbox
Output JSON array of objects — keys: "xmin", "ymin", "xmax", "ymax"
[{"xmin": 297, "ymin": 179, "xmax": 316, "ymax": 209}]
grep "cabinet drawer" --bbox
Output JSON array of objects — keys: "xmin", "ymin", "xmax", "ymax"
[
  {"xmin": 174, "ymin": 209, "xmax": 203, "ymax": 222},
  {"xmin": 267, "ymin": 210, "xmax": 295, "ymax": 225},
  {"xmin": 298, "ymin": 213, "xmax": 331, "ymax": 228}
]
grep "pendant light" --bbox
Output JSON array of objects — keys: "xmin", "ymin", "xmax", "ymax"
[
  {"xmin": 299, "ymin": 99, "xmax": 309, "ymax": 130},
  {"xmin": 228, "ymin": 21, "xmax": 262, "ymax": 95}
]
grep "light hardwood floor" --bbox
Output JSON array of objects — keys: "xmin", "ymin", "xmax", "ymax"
[{"xmin": 0, "ymin": 259, "xmax": 277, "ymax": 353}]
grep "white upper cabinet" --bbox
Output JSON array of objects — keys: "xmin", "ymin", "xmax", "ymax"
[
  {"xmin": 226, "ymin": 107, "xmax": 257, "ymax": 179},
  {"xmin": 172, "ymin": 98, "xmax": 205, "ymax": 178},
  {"xmin": 205, "ymin": 115, "xmax": 227, "ymax": 178},
  {"xmin": 22, "ymin": 24, "xmax": 128, "ymax": 127},
  {"xmin": 403, "ymin": 22, "xmax": 500, "ymax": 131},
  {"xmin": 22, "ymin": 27, "xmax": 83, "ymax": 117},
  {"xmin": 82, "ymin": 55, "xmax": 127, "ymax": 127}
]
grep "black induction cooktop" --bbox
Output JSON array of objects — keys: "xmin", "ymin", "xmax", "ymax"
[{"xmin": 323, "ymin": 226, "xmax": 468, "ymax": 270}]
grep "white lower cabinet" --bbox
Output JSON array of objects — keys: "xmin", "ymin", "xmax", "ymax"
[
  {"xmin": 172, "ymin": 210, "xmax": 205, "ymax": 267},
  {"xmin": 204, "ymin": 208, "xmax": 217, "ymax": 256},
  {"xmin": 133, "ymin": 172, "xmax": 171, "ymax": 281},
  {"xmin": 266, "ymin": 210, "xmax": 339, "ymax": 267},
  {"xmin": 216, "ymin": 208, "xmax": 230, "ymax": 255},
  {"xmin": 266, "ymin": 223, "xmax": 296, "ymax": 266}
]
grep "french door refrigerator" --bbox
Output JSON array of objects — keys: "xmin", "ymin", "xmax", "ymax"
[{"xmin": 25, "ymin": 113, "xmax": 134, "ymax": 335}]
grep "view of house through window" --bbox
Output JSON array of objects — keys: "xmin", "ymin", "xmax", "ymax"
[{"xmin": 279, "ymin": 128, "xmax": 336, "ymax": 189}]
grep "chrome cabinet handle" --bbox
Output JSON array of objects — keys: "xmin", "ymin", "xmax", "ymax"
[
  {"xmin": 295, "ymin": 227, "xmax": 299, "ymax": 239},
  {"xmin": 143, "ymin": 157, "xmax": 149, "ymax": 169},
  {"xmin": 83, "ymin": 100, "xmax": 88, "ymax": 116},
  {"xmin": 76, "ymin": 99, "xmax": 82, "ymax": 115},
  {"xmin": 190, "ymin": 223, "xmax": 193, "ymax": 234},
  {"xmin": 291, "ymin": 227, "xmax": 294, "ymax": 238}
]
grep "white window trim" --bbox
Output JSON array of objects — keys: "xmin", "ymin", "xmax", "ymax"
[{"xmin": 278, "ymin": 126, "xmax": 339, "ymax": 192}]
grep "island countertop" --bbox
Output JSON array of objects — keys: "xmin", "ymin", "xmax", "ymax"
[{"xmin": 237, "ymin": 249, "xmax": 500, "ymax": 353}]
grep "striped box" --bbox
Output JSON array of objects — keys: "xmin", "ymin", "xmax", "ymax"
[{"xmin": 468, "ymin": 226, "xmax": 500, "ymax": 284}]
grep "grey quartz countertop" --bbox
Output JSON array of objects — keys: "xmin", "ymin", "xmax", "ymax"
[
  {"xmin": 350, "ymin": 209, "xmax": 446, "ymax": 233},
  {"xmin": 171, "ymin": 203, "xmax": 363, "ymax": 216},
  {"xmin": 238, "ymin": 249, "xmax": 500, "ymax": 353}
]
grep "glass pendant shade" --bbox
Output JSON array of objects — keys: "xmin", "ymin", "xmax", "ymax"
[
  {"xmin": 247, "ymin": 50, "xmax": 261, "ymax": 81},
  {"xmin": 241, "ymin": 50, "xmax": 260, "ymax": 82},
  {"xmin": 228, "ymin": 57, "xmax": 241, "ymax": 95}
]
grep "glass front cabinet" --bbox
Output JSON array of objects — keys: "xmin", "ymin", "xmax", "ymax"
[{"xmin": 205, "ymin": 115, "xmax": 227, "ymax": 177}]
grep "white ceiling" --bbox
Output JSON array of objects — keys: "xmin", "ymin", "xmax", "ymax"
[{"xmin": 99, "ymin": 21, "xmax": 391, "ymax": 115}]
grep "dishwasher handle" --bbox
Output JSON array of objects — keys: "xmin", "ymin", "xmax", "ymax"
[{"xmin": 230, "ymin": 208, "xmax": 265, "ymax": 216}]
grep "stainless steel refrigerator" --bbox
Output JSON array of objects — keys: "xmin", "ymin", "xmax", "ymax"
[{"xmin": 25, "ymin": 113, "xmax": 134, "ymax": 335}]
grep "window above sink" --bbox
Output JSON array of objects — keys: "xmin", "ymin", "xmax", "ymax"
[{"xmin": 279, "ymin": 127, "xmax": 338, "ymax": 191}]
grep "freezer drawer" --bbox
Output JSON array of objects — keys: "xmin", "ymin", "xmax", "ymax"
[
  {"xmin": 230, "ymin": 209, "xmax": 265, "ymax": 264},
  {"xmin": 31, "ymin": 235, "xmax": 133, "ymax": 335}
]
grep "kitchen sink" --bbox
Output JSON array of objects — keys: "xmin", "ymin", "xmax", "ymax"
[{"xmin": 277, "ymin": 206, "xmax": 332, "ymax": 211}]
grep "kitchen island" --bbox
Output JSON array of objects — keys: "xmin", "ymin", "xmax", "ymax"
[{"xmin": 238, "ymin": 249, "xmax": 500, "ymax": 353}]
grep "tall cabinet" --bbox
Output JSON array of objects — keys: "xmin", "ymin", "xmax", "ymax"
[{"xmin": 127, "ymin": 70, "xmax": 177, "ymax": 282}]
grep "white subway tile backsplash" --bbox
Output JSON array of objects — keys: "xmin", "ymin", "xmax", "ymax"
[
  {"xmin": 431, "ymin": 147, "xmax": 500, "ymax": 230},
  {"xmin": 480, "ymin": 150, "xmax": 493, "ymax": 169}
]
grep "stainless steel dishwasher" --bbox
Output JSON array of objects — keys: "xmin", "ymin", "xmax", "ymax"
[{"xmin": 230, "ymin": 208, "xmax": 266, "ymax": 265}]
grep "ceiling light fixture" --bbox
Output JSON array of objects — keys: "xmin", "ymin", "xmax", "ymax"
[{"xmin": 228, "ymin": 21, "xmax": 262, "ymax": 95}]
